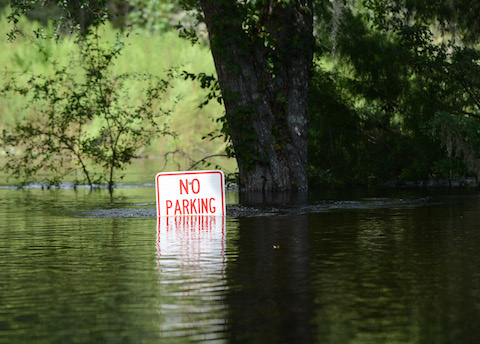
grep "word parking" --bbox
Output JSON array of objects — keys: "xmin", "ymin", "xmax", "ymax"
[{"xmin": 155, "ymin": 170, "xmax": 226, "ymax": 217}]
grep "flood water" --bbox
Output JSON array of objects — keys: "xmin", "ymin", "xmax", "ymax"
[{"xmin": 1, "ymin": 185, "xmax": 480, "ymax": 343}]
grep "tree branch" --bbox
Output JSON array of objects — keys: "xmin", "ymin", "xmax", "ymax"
[
  {"xmin": 188, "ymin": 154, "xmax": 229, "ymax": 170},
  {"xmin": 434, "ymin": 99, "xmax": 480, "ymax": 121}
]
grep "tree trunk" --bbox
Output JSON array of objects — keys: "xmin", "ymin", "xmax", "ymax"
[{"xmin": 200, "ymin": 0, "xmax": 313, "ymax": 191}]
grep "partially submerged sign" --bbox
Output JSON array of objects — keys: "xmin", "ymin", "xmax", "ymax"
[{"xmin": 155, "ymin": 170, "xmax": 225, "ymax": 217}]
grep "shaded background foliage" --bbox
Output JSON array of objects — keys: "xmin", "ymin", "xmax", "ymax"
[{"xmin": 308, "ymin": 0, "xmax": 480, "ymax": 187}]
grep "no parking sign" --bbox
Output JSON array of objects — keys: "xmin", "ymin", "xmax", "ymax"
[{"xmin": 155, "ymin": 170, "xmax": 226, "ymax": 217}]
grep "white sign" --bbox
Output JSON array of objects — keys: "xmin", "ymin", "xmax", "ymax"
[{"xmin": 155, "ymin": 170, "xmax": 226, "ymax": 217}]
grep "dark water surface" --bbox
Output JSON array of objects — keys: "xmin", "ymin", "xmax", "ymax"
[{"xmin": 1, "ymin": 187, "xmax": 480, "ymax": 343}]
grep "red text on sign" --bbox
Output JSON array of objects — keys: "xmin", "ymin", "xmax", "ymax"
[
  {"xmin": 179, "ymin": 178, "xmax": 200, "ymax": 194},
  {"xmin": 165, "ymin": 197, "xmax": 216, "ymax": 215}
]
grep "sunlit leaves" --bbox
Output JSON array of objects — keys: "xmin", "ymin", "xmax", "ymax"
[{"xmin": 0, "ymin": 30, "xmax": 173, "ymax": 189}]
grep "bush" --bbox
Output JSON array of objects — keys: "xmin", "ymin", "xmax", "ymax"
[{"xmin": 1, "ymin": 29, "xmax": 173, "ymax": 189}]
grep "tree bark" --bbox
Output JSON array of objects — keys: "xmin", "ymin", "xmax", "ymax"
[{"xmin": 200, "ymin": 0, "xmax": 313, "ymax": 191}]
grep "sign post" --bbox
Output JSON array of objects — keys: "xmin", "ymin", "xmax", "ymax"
[{"xmin": 155, "ymin": 170, "xmax": 226, "ymax": 217}]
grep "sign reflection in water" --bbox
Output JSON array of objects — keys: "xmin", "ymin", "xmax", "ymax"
[{"xmin": 155, "ymin": 215, "xmax": 227, "ymax": 341}]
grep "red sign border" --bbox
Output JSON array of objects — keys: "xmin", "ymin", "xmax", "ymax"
[{"xmin": 155, "ymin": 170, "xmax": 226, "ymax": 217}]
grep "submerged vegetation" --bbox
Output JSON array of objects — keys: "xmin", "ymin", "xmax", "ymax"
[
  {"xmin": 0, "ymin": 11, "xmax": 232, "ymax": 188},
  {"xmin": 2, "ymin": 29, "xmax": 174, "ymax": 189}
]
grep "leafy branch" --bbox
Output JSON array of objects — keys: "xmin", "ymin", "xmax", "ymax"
[{"xmin": 1, "ymin": 29, "xmax": 174, "ymax": 190}]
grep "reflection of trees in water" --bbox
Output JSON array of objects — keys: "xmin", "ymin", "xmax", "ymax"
[
  {"xmin": 309, "ymin": 203, "xmax": 480, "ymax": 343},
  {"xmin": 0, "ymin": 211, "xmax": 163, "ymax": 342},
  {"xmin": 225, "ymin": 215, "xmax": 314, "ymax": 343}
]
